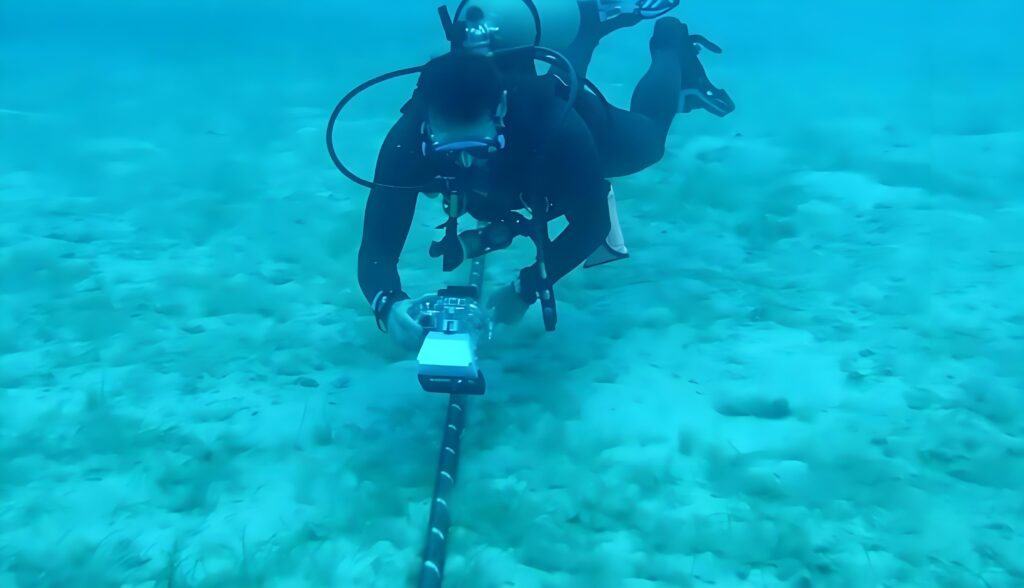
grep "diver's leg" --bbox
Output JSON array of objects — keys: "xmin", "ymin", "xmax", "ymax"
[
  {"xmin": 635, "ymin": 18, "xmax": 737, "ymax": 119},
  {"xmin": 581, "ymin": 18, "xmax": 734, "ymax": 137},
  {"xmin": 577, "ymin": 90, "xmax": 666, "ymax": 178},
  {"xmin": 564, "ymin": 7, "xmax": 684, "ymax": 177},
  {"xmin": 629, "ymin": 17, "xmax": 687, "ymax": 136},
  {"xmin": 563, "ymin": 0, "xmax": 642, "ymax": 78},
  {"xmin": 592, "ymin": 18, "xmax": 733, "ymax": 177},
  {"xmin": 575, "ymin": 17, "xmax": 685, "ymax": 178}
]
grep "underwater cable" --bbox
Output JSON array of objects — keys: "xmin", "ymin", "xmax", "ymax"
[{"xmin": 416, "ymin": 255, "xmax": 487, "ymax": 588}]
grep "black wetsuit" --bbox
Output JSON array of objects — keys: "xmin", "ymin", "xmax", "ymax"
[
  {"xmin": 358, "ymin": 20, "xmax": 690, "ymax": 309},
  {"xmin": 357, "ymin": 74, "xmax": 611, "ymax": 306}
]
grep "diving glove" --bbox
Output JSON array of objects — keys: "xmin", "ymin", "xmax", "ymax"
[{"xmin": 386, "ymin": 298, "xmax": 428, "ymax": 351}]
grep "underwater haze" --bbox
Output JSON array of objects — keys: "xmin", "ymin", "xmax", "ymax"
[{"xmin": 2, "ymin": 0, "xmax": 1023, "ymax": 586}]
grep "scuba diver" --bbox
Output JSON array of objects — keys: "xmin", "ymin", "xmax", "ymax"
[{"xmin": 348, "ymin": 0, "xmax": 734, "ymax": 350}]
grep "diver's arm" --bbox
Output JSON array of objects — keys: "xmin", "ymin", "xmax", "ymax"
[
  {"xmin": 357, "ymin": 114, "xmax": 428, "ymax": 318},
  {"xmin": 518, "ymin": 111, "xmax": 611, "ymax": 298},
  {"xmin": 357, "ymin": 184, "xmax": 416, "ymax": 304}
]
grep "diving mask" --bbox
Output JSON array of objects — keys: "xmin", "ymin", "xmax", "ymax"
[{"xmin": 421, "ymin": 113, "xmax": 507, "ymax": 165}]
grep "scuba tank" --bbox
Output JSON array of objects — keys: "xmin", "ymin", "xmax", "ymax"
[
  {"xmin": 450, "ymin": 0, "xmax": 681, "ymax": 55},
  {"xmin": 452, "ymin": 0, "xmax": 582, "ymax": 55}
]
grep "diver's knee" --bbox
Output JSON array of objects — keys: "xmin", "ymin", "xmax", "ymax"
[
  {"xmin": 629, "ymin": 141, "xmax": 665, "ymax": 172},
  {"xmin": 644, "ymin": 142, "xmax": 666, "ymax": 167}
]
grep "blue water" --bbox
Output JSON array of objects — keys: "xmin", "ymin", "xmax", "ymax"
[{"xmin": 1, "ymin": 1, "xmax": 1022, "ymax": 586}]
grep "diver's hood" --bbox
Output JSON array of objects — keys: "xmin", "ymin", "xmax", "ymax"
[{"xmin": 453, "ymin": 0, "xmax": 581, "ymax": 54}]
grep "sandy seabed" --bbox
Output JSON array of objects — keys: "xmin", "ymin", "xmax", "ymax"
[{"xmin": 1, "ymin": 3, "xmax": 1022, "ymax": 587}]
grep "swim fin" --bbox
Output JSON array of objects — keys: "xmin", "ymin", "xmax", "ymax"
[{"xmin": 677, "ymin": 24, "xmax": 735, "ymax": 116}]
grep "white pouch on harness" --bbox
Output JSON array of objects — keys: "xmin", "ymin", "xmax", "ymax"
[{"xmin": 585, "ymin": 184, "xmax": 629, "ymax": 268}]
